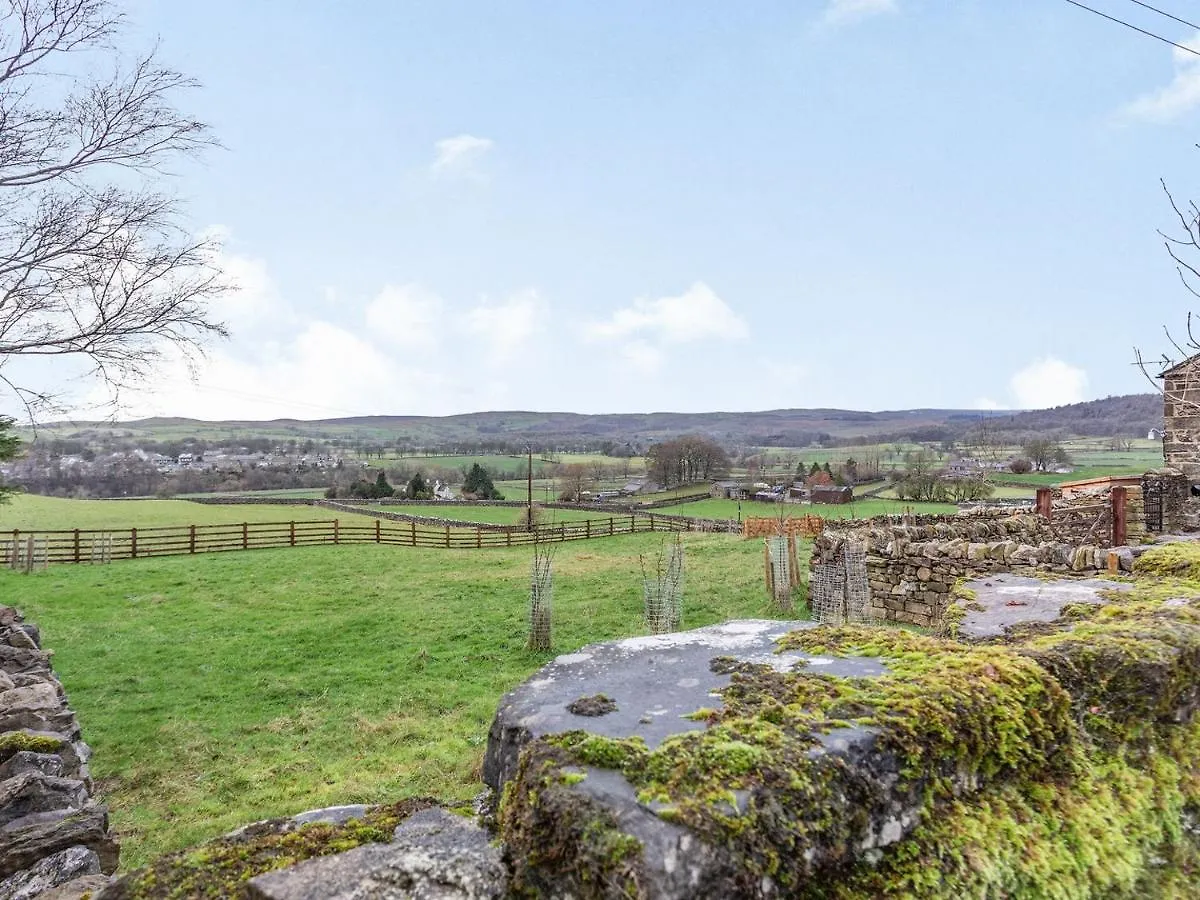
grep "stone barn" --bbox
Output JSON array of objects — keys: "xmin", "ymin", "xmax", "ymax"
[{"xmin": 1159, "ymin": 353, "xmax": 1200, "ymax": 480}]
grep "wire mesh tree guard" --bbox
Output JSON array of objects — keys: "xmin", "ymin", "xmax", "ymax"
[
  {"xmin": 809, "ymin": 538, "xmax": 873, "ymax": 625},
  {"xmin": 642, "ymin": 535, "xmax": 684, "ymax": 634},
  {"xmin": 527, "ymin": 539, "xmax": 554, "ymax": 651}
]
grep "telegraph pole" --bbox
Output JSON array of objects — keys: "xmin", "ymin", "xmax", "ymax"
[{"xmin": 527, "ymin": 445, "xmax": 534, "ymax": 532}]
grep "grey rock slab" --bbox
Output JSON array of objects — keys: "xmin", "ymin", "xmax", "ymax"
[
  {"xmin": 0, "ymin": 686, "xmax": 61, "ymax": 718},
  {"xmin": 0, "ymin": 649, "xmax": 51, "ymax": 678},
  {"xmin": 226, "ymin": 805, "xmax": 375, "ymax": 843},
  {"xmin": 246, "ymin": 810, "xmax": 506, "ymax": 900},
  {"xmin": 0, "ymin": 846, "xmax": 98, "ymax": 900},
  {"xmin": 28, "ymin": 873, "xmax": 110, "ymax": 900},
  {"xmin": 0, "ymin": 804, "xmax": 117, "ymax": 878},
  {"xmin": 955, "ymin": 574, "xmax": 1133, "ymax": 640},
  {"xmin": 482, "ymin": 619, "xmax": 886, "ymax": 790},
  {"xmin": 0, "ymin": 755, "xmax": 63, "ymax": 782},
  {"xmin": 0, "ymin": 775, "xmax": 86, "ymax": 827}
]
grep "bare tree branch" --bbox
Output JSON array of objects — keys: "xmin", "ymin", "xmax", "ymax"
[{"xmin": 0, "ymin": 0, "xmax": 226, "ymax": 419}]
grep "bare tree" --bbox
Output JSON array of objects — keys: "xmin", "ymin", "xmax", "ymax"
[{"xmin": 0, "ymin": 0, "xmax": 226, "ymax": 418}]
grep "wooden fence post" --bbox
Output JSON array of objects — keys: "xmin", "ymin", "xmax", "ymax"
[
  {"xmin": 609, "ymin": 517, "xmax": 614, "ymax": 536},
  {"xmin": 476, "ymin": 527, "xmax": 481, "ymax": 548},
  {"xmin": 411, "ymin": 522, "xmax": 416, "ymax": 546},
  {"xmin": 189, "ymin": 525, "xmax": 196, "ymax": 554},
  {"xmin": 9, "ymin": 530, "xmax": 17, "ymax": 571},
  {"xmin": 445, "ymin": 525, "xmax": 450, "ymax": 548},
  {"xmin": 1111, "ymin": 486, "xmax": 1128, "ymax": 547},
  {"xmin": 586, "ymin": 520, "xmax": 591, "ymax": 539},
  {"xmin": 73, "ymin": 529, "xmax": 80, "ymax": 564},
  {"xmin": 289, "ymin": 521, "xmax": 295, "ymax": 546},
  {"xmin": 334, "ymin": 519, "xmax": 340, "ymax": 544},
  {"xmin": 131, "ymin": 527, "xmax": 138, "ymax": 559},
  {"xmin": 649, "ymin": 514, "xmax": 655, "ymax": 531},
  {"xmin": 1036, "ymin": 488, "xmax": 1053, "ymax": 520},
  {"xmin": 375, "ymin": 520, "xmax": 381, "ymax": 544},
  {"xmin": 242, "ymin": 522, "xmax": 249, "ymax": 550}
]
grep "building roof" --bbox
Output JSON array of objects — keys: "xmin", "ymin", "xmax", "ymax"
[{"xmin": 1158, "ymin": 351, "xmax": 1200, "ymax": 378}]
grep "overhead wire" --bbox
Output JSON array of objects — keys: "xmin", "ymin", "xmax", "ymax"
[
  {"xmin": 1122, "ymin": 0, "xmax": 1200, "ymax": 33},
  {"xmin": 1061, "ymin": 0, "xmax": 1200, "ymax": 57}
]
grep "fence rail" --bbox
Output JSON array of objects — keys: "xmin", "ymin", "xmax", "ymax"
[{"xmin": 3, "ymin": 515, "xmax": 695, "ymax": 568}]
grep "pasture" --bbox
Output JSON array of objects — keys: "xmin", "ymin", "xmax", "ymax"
[
  {"xmin": 0, "ymin": 494, "xmax": 370, "ymax": 531},
  {"xmin": 665, "ymin": 497, "xmax": 960, "ymax": 520},
  {"xmin": 0, "ymin": 527, "xmax": 791, "ymax": 869}
]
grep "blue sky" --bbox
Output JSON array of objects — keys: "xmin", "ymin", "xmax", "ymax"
[{"xmin": 70, "ymin": 0, "xmax": 1200, "ymax": 418}]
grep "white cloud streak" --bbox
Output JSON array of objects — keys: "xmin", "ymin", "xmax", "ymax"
[
  {"xmin": 822, "ymin": 0, "xmax": 897, "ymax": 27},
  {"xmin": 585, "ymin": 282, "xmax": 748, "ymax": 345},
  {"xmin": 430, "ymin": 134, "xmax": 494, "ymax": 178},
  {"xmin": 1118, "ymin": 31, "xmax": 1200, "ymax": 123}
]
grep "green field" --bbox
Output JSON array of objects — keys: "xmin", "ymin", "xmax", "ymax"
[
  {"xmin": 662, "ymin": 497, "xmax": 959, "ymax": 520},
  {"xmin": 0, "ymin": 495, "xmax": 366, "ymax": 531},
  {"xmin": 2, "ymin": 532, "xmax": 792, "ymax": 868},
  {"xmin": 381, "ymin": 504, "xmax": 611, "ymax": 525}
]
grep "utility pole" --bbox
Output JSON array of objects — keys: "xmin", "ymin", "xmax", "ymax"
[{"xmin": 527, "ymin": 445, "xmax": 534, "ymax": 532}]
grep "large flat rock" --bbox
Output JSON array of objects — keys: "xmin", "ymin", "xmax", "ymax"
[
  {"xmin": 954, "ymin": 574, "xmax": 1132, "ymax": 640},
  {"xmin": 483, "ymin": 619, "xmax": 886, "ymax": 790}
]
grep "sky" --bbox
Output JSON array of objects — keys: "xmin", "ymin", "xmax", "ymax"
[{"xmin": 25, "ymin": 0, "xmax": 1200, "ymax": 420}]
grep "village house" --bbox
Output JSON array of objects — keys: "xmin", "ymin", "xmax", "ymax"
[
  {"xmin": 810, "ymin": 484, "xmax": 854, "ymax": 505},
  {"xmin": 710, "ymin": 480, "xmax": 744, "ymax": 499}
]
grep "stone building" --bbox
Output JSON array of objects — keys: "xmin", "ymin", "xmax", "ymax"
[{"xmin": 1159, "ymin": 353, "xmax": 1200, "ymax": 480}]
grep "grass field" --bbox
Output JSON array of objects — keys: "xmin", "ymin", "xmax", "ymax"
[
  {"xmin": 380, "ymin": 504, "xmax": 610, "ymax": 525},
  {"xmin": 662, "ymin": 497, "xmax": 959, "ymax": 520},
  {"xmin": 1, "ymin": 533, "xmax": 792, "ymax": 869},
  {"xmin": 0, "ymin": 495, "xmax": 371, "ymax": 531}
]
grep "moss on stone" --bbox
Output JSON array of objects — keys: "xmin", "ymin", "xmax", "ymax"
[
  {"xmin": 504, "ymin": 600, "xmax": 1200, "ymax": 898},
  {"xmin": 1134, "ymin": 543, "xmax": 1200, "ymax": 580},
  {"xmin": 98, "ymin": 798, "xmax": 441, "ymax": 900},
  {"xmin": 499, "ymin": 742, "xmax": 645, "ymax": 899},
  {"xmin": 0, "ymin": 730, "xmax": 64, "ymax": 758}
]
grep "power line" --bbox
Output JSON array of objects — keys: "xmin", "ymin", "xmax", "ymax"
[
  {"xmin": 1124, "ymin": 0, "xmax": 1200, "ymax": 33},
  {"xmin": 1062, "ymin": 0, "xmax": 1200, "ymax": 57}
]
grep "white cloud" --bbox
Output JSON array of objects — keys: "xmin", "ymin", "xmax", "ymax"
[
  {"xmin": 1009, "ymin": 357, "xmax": 1088, "ymax": 409},
  {"xmin": 430, "ymin": 134, "xmax": 494, "ymax": 179},
  {"xmin": 1118, "ymin": 31, "xmax": 1200, "ymax": 122},
  {"xmin": 619, "ymin": 340, "xmax": 665, "ymax": 375},
  {"xmin": 585, "ymin": 282, "xmax": 749, "ymax": 345},
  {"xmin": 822, "ymin": 0, "xmax": 897, "ymax": 26},
  {"xmin": 465, "ymin": 289, "xmax": 546, "ymax": 361},
  {"xmin": 202, "ymin": 230, "xmax": 293, "ymax": 336},
  {"xmin": 365, "ymin": 284, "xmax": 444, "ymax": 349}
]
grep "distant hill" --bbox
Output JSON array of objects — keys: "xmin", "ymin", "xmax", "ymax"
[
  {"xmin": 24, "ymin": 394, "xmax": 1162, "ymax": 448},
  {"xmin": 971, "ymin": 394, "xmax": 1161, "ymax": 439}
]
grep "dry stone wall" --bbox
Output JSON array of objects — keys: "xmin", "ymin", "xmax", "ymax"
[
  {"xmin": 812, "ymin": 514, "xmax": 1128, "ymax": 629},
  {"xmin": 0, "ymin": 606, "xmax": 118, "ymax": 899}
]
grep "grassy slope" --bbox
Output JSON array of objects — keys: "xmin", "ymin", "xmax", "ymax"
[
  {"xmin": 0, "ymin": 495, "xmax": 365, "ymax": 531},
  {"xmin": 2, "ymin": 533, "xmax": 791, "ymax": 869},
  {"xmin": 663, "ymin": 497, "xmax": 959, "ymax": 519}
]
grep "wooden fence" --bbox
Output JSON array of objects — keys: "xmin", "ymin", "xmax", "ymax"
[{"xmin": 3, "ymin": 515, "xmax": 693, "ymax": 568}]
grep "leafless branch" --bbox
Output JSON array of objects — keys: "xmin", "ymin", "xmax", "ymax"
[{"xmin": 0, "ymin": 0, "xmax": 226, "ymax": 419}]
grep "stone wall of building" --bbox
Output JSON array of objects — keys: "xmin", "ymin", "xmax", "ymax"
[{"xmin": 1162, "ymin": 365, "xmax": 1200, "ymax": 480}]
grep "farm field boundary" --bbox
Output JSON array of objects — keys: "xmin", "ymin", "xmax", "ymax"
[{"xmin": 3, "ymin": 515, "xmax": 708, "ymax": 568}]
